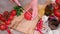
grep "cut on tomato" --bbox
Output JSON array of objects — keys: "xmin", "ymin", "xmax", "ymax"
[{"xmin": 24, "ymin": 10, "xmax": 32, "ymax": 20}]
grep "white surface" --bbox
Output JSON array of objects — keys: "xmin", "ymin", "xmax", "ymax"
[{"xmin": 49, "ymin": 30, "xmax": 60, "ymax": 34}]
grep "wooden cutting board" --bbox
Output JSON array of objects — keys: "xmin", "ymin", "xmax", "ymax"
[
  {"xmin": 10, "ymin": 1, "xmax": 51, "ymax": 34},
  {"xmin": 10, "ymin": 5, "xmax": 46, "ymax": 34}
]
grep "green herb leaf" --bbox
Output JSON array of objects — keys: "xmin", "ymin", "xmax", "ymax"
[{"xmin": 14, "ymin": 6, "xmax": 24, "ymax": 16}]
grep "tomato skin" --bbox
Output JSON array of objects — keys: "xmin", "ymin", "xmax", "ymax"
[
  {"xmin": 11, "ymin": 10, "xmax": 16, "ymax": 16},
  {"xmin": 54, "ymin": 7, "xmax": 60, "ymax": 21},
  {"xmin": 54, "ymin": 5, "xmax": 60, "ymax": 17},
  {"xmin": 5, "ymin": 15, "xmax": 13, "ymax": 25},
  {"xmin": 5, "ymin": 20, "xmax": 11, "ymax": 25},
  {"xmin": 3, "ymin": 11, "xmax": 9, "ymax": 15},
  {"xmin": 0, "ymin": 14, "xmax": 3, "ymax": 18},
  {"xmin": 0, "ymin": 17, "xmax": 4, "ymax": 20},
  {"xmin": 0, "ymin": 14, "xmax": 6, "ymax": 22},
  {"xmin": 8, "ymin": 15, "xmax": 14, "ymax": 21},
  {"xmin": 24, "ymin": 11, "xmax": 32, "ymax": 20},
  {"xmin": 56, "ymin": 0, "xmax": 60, "ymax": 5},
  {"xmin": 54, "ymin": 9, "xmax": 60, "ymax": 17},
  {"xmin": 0, "ymin": 24, "xmax": 6, "ymax": 30},
  {"xmin": 5, "ymin": 10, "xmax": 16, "ymax": 25},
  {"xmin": 3, "ymin": 11, "xmax": 9, "ymax": 20}
]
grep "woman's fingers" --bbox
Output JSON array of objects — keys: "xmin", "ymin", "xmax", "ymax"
[{"xmin": 32, "ymin": 0, "xmax": 38, "ymax": 20}]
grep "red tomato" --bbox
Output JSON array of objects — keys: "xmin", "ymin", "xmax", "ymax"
[
  {"xmin": 3, "ymin": 11, "xmax": 9, "ymax": 15},
  {"xmin": 24, "ymin": 11, "xmax": 32, "ymax": 20},
  {"xmin": 54, "ymin": 9, "xmax": 60, "ymax": 17},
  {"xmin": 0, "ymin": 24, "xmax": 6, "ymax": 30},
  {"xmin": 3, "ymin": 11, "xmax": 10, "ymax": 20},
  {"xmin": 8, "ymin": 15, "xmax": 14, "ymax": 21},
  {"xmin": 0, "ymin": 14, "xmax": 3, "ymax": 18},
  {"xmin": 56, "ymin": 0, "xmax": 60, "ymax": 5},
  {"xmin": 11, "ymin": 10, "xmax": 16, "ymax": 16},
  {"xmin": 0, "ymin": 17, "xmax": 5, "ymax": 22},
  {"xmin": 0, "ymin": 14, "xmax": 6, "ymax": 22},
  {"xmin": 54, "ymin": 5, "xmax": 58, "ymax": 10},
  {"xmin": 5, "ymin": 20, "xmax": 11, "ymax": 25}
]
